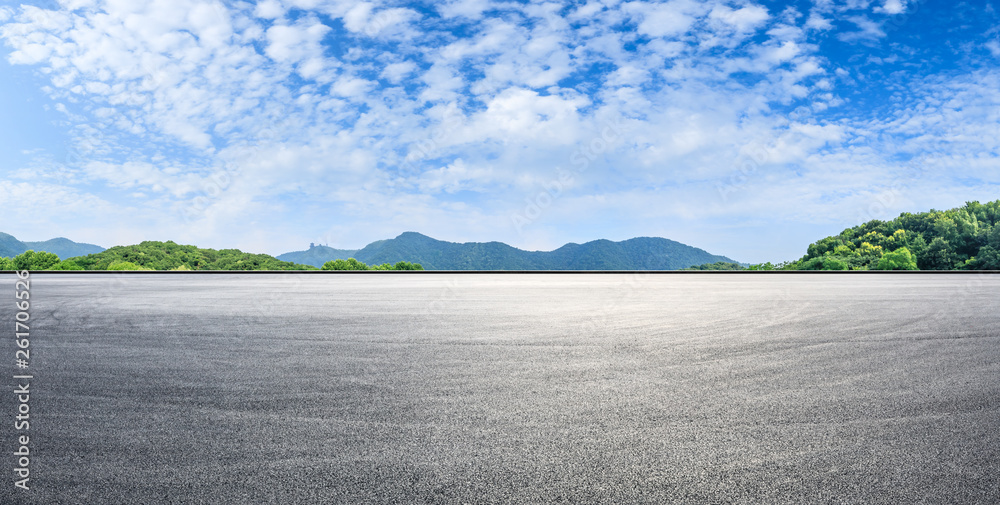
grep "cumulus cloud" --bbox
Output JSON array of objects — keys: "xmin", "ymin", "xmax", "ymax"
[
  {"xmin": 875, "ymin": 0, "xmax": 906, "ymax": 15},
  {"xmin": 987, "ymin": 40, "xmax": 1000, "ymax": 57},
  {"xmin": 0, "ymin": 0, "xmax": 996, "ymax": 261},
  {"xmin": 709, "ymin": 4, "xmax": 770, "ymax": 33},
  {"xmin": 838, "ymin": 15, "xmax": 887, "ymax": 42},
  {"xmin": 805, "ymin": 13, "xmax": 833, "ymax": 30},
  {"xmin": 436, "ymin": 0, "xmax": 492, "ymax": 20},
  {"xmin": 466, "ymin": 87, "xmax": 588, "ymax": 145},
  {"xmin": 625, "ymin": 0, "xmax": 705, "ymax": 38},
  {"xmin": 381, "ymin": 61, "xmax": 416, "ymax": 83},
  {"xmin": 254, "ymin": 0, "xmax": 285, "ymax": 19},
  {"xmin": 265, "ymin": 16, "xmax": 332, "ymax": 78}
]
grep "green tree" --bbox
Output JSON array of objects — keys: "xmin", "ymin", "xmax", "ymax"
[
  {"xmin": 66, "ymin": 241, "xmax": 316, "ymax": 270},
  {"xmin": 875, "ymin": 247, "xmax": 918, "ymax": 270},
  {"xmin": 987, "ymin": 225, "xmax": 1000, "ymax": 250},
  {"xmin": 322, "ymin": 258, "xmax": 370, "ymax": 270},
  {"xmin": 919, "ymin": 237, "xmax": 958, "ymax": 270},
  {"xmin": 780, "ymin": 200, "xmax": 1000, "ymax": 272},
  {"xmin": 320, "ymin": 258, "xmax": 424, "ymax": 270},
  {"xmin": 51, "ymin": 260, "xmax": 85, "ymax": 271},
  {"xmin": 807, "ymin": 236, "xmax": 841, "ymax": 257},
  {"xmin": 798, "ymin": 256, "xmax": 848, "ymax": 270},
  {"xmin": 13, "ymin": 250, "xmax": 61, "ymax": 270},
  {"xmin": 966, "ymin": 246, "xmax": 1000, "ymax": 270},
  {"xmin": 933, "ymin": 215, "xmax": 960, "ymax": 244},
  {"xmin": 0, "ymin": 257, "xmax": 13, "ymax": 270},
  {"xmin": 684, "ymin": 261, "xmax": 744, "ymax": 271},
  {"xmin": 392, "ymin": 261, "xmax": 424, "ymax": 270},
  {"xmin": 907, "ymin": 233, "xmax": 928, "ymax": 261},
  {"xmin": 107, "ymin": 260, "xmax": 151, "ymax": 271}
]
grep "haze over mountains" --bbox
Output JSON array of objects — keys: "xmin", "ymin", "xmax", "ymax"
[
  {"xmin": 278, "ymin": 232, "xmax": 735, "ymax": 270},
  {"xmin": 7, "ymin": 198, "xmax": 997, "ymax": 271},
  {"xmin": 0, "ymin": 232, "xmax": 104, "ymax": 259},
  {"xmin": 1, "ymin": 231, "xmax": 735, "ymax": 270}
]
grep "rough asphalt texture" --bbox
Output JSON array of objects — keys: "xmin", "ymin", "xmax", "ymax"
[{"xmin": 2, "ymin": 273, "xmax": 998, "ymax": 504}]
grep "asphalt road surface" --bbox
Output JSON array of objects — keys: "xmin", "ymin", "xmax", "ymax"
[{"xmin": 2, "ymin": 273, "xmax": 999, "ymax": 504}]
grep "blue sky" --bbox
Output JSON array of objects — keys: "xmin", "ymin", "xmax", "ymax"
[{"xmin": 1, "ymin": 0, "xmax": 998, "ymax": 262}]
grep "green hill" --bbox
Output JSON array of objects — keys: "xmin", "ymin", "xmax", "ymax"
[
  {"xmin": 4, "ymin": 231, "xmax": 737, "ymax": 271},
  {"xmin": 324, "ymin": 232, "xmax": 735, "ymax": 270},
  {"xmin": 65, "ymin": 241, "xmax": 316, "ymax": 271},
  {"xmin": 0, "ymin": 233, "xmax": 27, "ymax": 258},
  {"xmin": 23, "ymin": 237, "xmax": 105, "ymax": 259},
  {"xmin": 276, "ymin": 244, "xmax": 360, "ymax": 268},
  {"xmin": 775, "ymin": 200, "xmax": 1000, "ymax": 270},
  {"xmin": 0, "ymin": 232, "xmax": 104, "ymax": 258}
]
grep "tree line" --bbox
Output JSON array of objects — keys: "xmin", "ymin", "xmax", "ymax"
[
  {"xmin": 7, "ymin": 200, "xmax": 1000, "ymax": 272},
  {"xmin": 0, "ymin": 242, "xmax": 423, "ymax": 271},
  {"xmin": 721, "ymin": 200, "xmax": 1000, "ymax": 271},
  {"xmin": 321, "ymin": 258, "xmax": 424, "ymax": 270}
]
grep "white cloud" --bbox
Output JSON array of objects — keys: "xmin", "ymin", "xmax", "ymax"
[
  {"xmin": 418, "ymin": 63, "xmax": 464, "ymax": 102},
  {"xmin": 465, "ymin": 88, "xmax": 588, "ymax": 145},
  {"xmin": 363, "ymin": 7, "xmax": 420, "ymax": 37},
  {"xmin": 838, "ymin": 15, "xmax": 886, "ymax": 42},
  {"xmin": 709, "ymin": 4, "xmax": 770, "ymax": 33},
  {"xmin": 417, "ymin": 159, "xmax": 497, "ymax": 193},
  {"xmin": 0, "ymin": 0, "xmax": 997, "ymax": 262},
  {"xmin": 381, "ymin": 61, "xmax": 416, "ymax": 83},
  {"xmin": 805, "ymin": 13, "xmax": 833, "ymax": 30},
  {"xmin": 186, "ymin": 3, "xmax": 233, "ymax": 48},
  {"xmin": 83, "ymin": 160, "xmax": 205, "ymax": 197},
  {"xmin": 625, "ymin": 0, "xmax": 704, "ymax": 38},
  {"xmin": 330, "ymin": 76, "xmax": 374, "ymax": 98},
  {"xmin": 0, "ymin": 179, "xmax": 120, "ymax": 236},
  {"xmin": 254, "ymin": 0, "xmax": 285, "ymax": 19},
  {"xmin": 987, "ymin": 40, "xmax": 1000, "ymax": 57},
  {"xmin": 342, "ymin": 3, "xmax": 375, "ymax": 33},
  {"xmin": 875, "ymin": 0, "xmax": 906, "ymax": 15},
  {"xmin": 59, "ymin": 0, "xmax": 99, "ymax": 10},
  {"xmin": 437, "ymin": 0, "xmax": 492, "ymax": 20},
  {"xmin": 760, "ymin": 40, "xmax": 801, "ymax": 65},
  {"xmin": 265, "ymin": 17, "xmax": 330, "ymax": 65},
  {"xmin": 607, "ymin": 65, "xmax": 647, "ymax": 86}
]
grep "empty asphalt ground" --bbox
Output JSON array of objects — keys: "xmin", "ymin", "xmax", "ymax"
[{"xmin": 2, "ymin": 273, "xmax": 999, "ymax": 504}]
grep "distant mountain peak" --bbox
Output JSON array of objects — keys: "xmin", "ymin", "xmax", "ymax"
[
  {"xmin": 4, "ymin": 229, "xmax": 736, "ymax": 271},
  {"xmin": 0, "ymin": 233, "xmax": 104, "ymax": 259},
  {"xmin": 395, "ymin": 231, "xmax": 436, "ymax": 241},
  {"xmin": 279, "ymin": 232, "xmax": 735, "ymax": 270}
]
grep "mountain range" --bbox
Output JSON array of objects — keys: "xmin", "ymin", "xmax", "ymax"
[
  {"xmin": 0, "ymin": 232, "xmax": 105, "ymax": 259},
  {"xmin": 1, "ymin": 230, "xmax": 735, "ymax": 270},
  {"xmin": 278, "ymin": 232, "xmax": 735, "ymax": 270}
]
